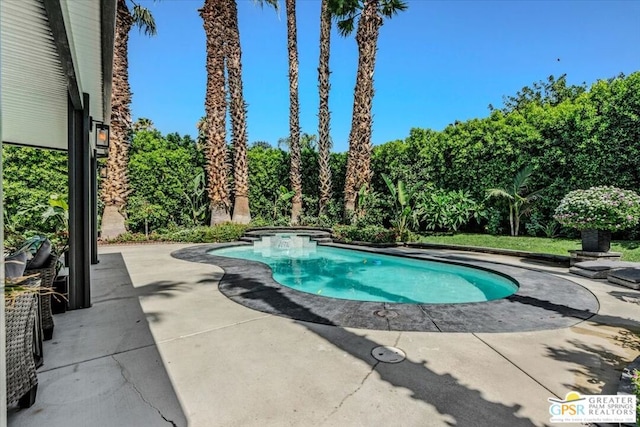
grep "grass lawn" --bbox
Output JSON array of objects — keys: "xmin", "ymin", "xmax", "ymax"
[{"xmin": 418, "ymin": 233, "xmax": 640, "ymax": 262}]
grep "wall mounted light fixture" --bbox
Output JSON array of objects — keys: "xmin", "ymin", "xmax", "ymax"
[{"xmin": 90, "ymin": 117, "xmax": 110, "ymax": 158}]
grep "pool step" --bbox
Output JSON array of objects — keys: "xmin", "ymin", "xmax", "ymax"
[{"xmin": 311, "ymin": 237, "xmax": 333, "ymax": 244}]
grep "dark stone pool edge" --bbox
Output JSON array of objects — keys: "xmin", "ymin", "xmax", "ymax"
[{"xmin": 170, "ymin": 243, "xmax": 600, "ymax": 333}]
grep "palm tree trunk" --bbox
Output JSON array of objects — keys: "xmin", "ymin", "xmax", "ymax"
[
  {"xmin": 226, "ymin": 0, "xmax": 251, "ymax": 224},
  {"xmin": 509, "ymin": 205, "xmax": 515, "ymax": 236},
  {"xmin": 343, "ymin": 0, "xmax": 382, "ymax": 219},
  {"xmin": 286, "ymin": 0, "xmax": 302, "ymax": 225},
  {"xmin": 317, "ymin": 0, "xmax": 332, "ymax": 216},
  {"xmin": 201, "ymin": 0, "xmax": 231, "ymax": 224},
  {"xmin": 101, "ymin": 0, "xmax": 134, "ymax": 239}
]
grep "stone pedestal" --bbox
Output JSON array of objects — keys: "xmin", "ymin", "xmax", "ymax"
[{"xmin": 569, "ymin": 250, "xmax": 622, "ymax": 266}]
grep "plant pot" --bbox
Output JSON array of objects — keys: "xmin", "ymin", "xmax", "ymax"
[
  {"xmin": 52, "ymin": 275, "xmax": 68, "ymax": 314},
  {"xmin": 581, "ymin": 229, "xmax": 611, "ymax": 252}
]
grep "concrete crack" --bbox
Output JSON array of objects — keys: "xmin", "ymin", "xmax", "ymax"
[
  {"xmin": 417, "ymin": 305, "xmax": 442, "ymax": 332},
  {"xmin": 471, "ymin": 334, "xmax": 560, "ymax": 399},
  {"xmin": 393, "ymin": 332, "xmax": 403, "ymax": 347},
  {"xmin": 323, "ymin": 361, "xmax": 379, "ymax": 423},
  {"xmin": 112, "ymin": 355, "xmax": 178, "ymax": 427}
]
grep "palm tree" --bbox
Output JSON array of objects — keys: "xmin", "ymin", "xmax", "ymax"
[
  {"xmin": 101, "ymin": 0, "xmax": 157, "ymax": 239},
  {"xmin": 200, "ymin": 0, "xmax": 231, "ymax": 224},
  {"xmin": 201, "ymin": 0, "xmax": 277, "ymax": 224},
  {"xmin": 225, "ymin": 0, "xmax": 251, "ymax": 224},
  {"xmin": 317, "ymin": 0, "xmax": 333, "ymax": 216},
  {"xmin": 329, "ymin": 0, "xmax": 407, "ymax": 219},
  {"xmin": 486, "ymin": 165, "xmax": 546, "ymax": 236},
  {"xmin": 132, "ymin": 117, "xmax": 155, "ymax": 132},
  {"xmin": 286, "ymin": 0, "xmax": 302, "ymax": 225}
]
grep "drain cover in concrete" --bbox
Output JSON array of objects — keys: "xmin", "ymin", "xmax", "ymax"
[
  {"xmin": 374, "ymin": 309, "xmax": 399, "ymax": 319},
  {"xmin": 371, "ymin": 346, "xmax": 406, "ymax": 363}
]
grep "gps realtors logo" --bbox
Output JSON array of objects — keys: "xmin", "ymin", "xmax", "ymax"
[{"xmin": 548, "ymin": 391, "xmax": 636, "ymax": 423}]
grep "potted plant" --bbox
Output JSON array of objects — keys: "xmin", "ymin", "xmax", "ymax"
[{"xmin": 554, "ymin": 186, "xmax": 640, "ymax": 252}]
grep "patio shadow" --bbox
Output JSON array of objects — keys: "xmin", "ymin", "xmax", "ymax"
[
  {"xmin": 219, "ymin": 271, "xmax": 539, "ymax": 426},
  {"xmin": 7, "ymin": 252, "xmax": 189, "ymax": 427}
]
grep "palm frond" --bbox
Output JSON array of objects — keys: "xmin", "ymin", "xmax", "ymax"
[
  {"xmin": 328, "ymin": 0, "xmax": 361, "ymax": 17},
  {"xmin": 379, "ymin": 0, "xmax": 408, "ymax": 17},
  {"xmin": 523, "ymin": 186, "xmax": 546, "ymax": 202},
  {"xmin": 513, "ymin": 165, "xmax": 534, "ymax": 193},
  {"xmin": 254, "ymin": 0, "xmax": 280, "ymax": 12},
  {"xmin": 336, "ymin": 16, "xmax": 356, "ymax": 36},
  {"xmin": 132, "ymin": 4, "xmax": 157, "ymax": 36},
  {"xmin": 486, "ymin": 188, "xmax": 513, "ymax": 200}
]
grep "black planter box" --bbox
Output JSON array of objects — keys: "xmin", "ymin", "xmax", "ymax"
[{"xmin": 581, "ymin": 229, "xmax": 611, "ymax": 252}]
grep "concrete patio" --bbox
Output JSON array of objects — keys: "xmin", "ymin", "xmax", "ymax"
[{"xmin": 7, "ymin": 243, "xmax": 640, "ymax": 427}]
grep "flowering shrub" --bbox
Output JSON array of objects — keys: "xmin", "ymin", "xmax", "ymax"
[{"xmin": 554, "ymin": 186, "xmax": 640, "ymax": 231}]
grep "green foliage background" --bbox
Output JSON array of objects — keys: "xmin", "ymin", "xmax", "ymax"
[
  {"xmin": 127, "ymin": 129, "xmax": 205, "ymax": 231},
  {"xmin": 3, "ymin": 146, "xmax": 68, "ymax": 234},
  {"xmin": 3, "ymin": 72, "xmax": 640, "ymax": 239}
]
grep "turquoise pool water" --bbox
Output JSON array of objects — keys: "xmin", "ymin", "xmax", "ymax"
[{"xmin": 209, "ymin": 243, "xmax": 518, "ymax": 304}]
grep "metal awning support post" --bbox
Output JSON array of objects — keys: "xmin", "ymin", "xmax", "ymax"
[
  {"xmin": 67, "ymin": 93, "xmax": 92, "ymax": 309},
  {"xmin": 91, "ymin": 150, "xmax": 99, "ymax": 265}
]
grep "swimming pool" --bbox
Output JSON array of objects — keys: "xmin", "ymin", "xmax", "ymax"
[{"xmin": 208, "ymin": 241, "xmax": 518, "ymax": 304}]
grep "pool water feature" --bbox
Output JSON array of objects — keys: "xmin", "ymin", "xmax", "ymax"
[{"xmin": 209, "ymin": 235, "xmax": 518, "ymax": 304}]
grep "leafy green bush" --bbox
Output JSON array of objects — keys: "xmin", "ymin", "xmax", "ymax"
[
  {"xmin": 163, "ymin": 223, "xmax": 248, "ymax": 243},
  {"xmin": 554, "ymin": 186, "xmax": 640, "ymax": 231},
  {"xmin": 484, "ymin": 207, "xmax": 506, "ymax": 236},
  {"xmin": 127, "ymin": 129, "xmax": 206, "ymax": 232},
  {"xmin": 524, "ymin": 211, "xmax": 561, "ymax": 238},
  {"xmin": 102, "ymin": 223, "xmax": 248, "ymax": 244},
  {"xmin": 401, "ymin": 73, "xmax": 640, "ymax": 237},
  {"xmin": 332, "ymin": 224, "xmax": 396, "ymax": 243},
  {"xmin": 3, "ymin": 146, "xmax": 68, "ymax": 234},
  {"xmin": 102, "ymin": 232, "xmax": 160, "ymax": 243},
  {"xmin": 418, "ymin": 189, "xmax": 483, "ymax": 232}
]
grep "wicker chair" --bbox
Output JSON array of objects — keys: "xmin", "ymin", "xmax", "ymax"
[
  {"xmin": 25, "ymin": 254, "xmax": 58, "ymax": 340},
  {"xmin": 5, "ymin": 290, "xmax": 39, "ymax": 408}
]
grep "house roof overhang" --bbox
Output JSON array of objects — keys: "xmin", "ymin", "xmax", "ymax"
[{"xmin": 1, "ymin": 0, "xmax": 116, "ymax": 150}]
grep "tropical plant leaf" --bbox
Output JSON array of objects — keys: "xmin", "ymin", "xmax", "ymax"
[
  {"xmin": 381, "ymin": 174, "xmax": 396, "ymax": 201},
  {"xmin": 397, "ymin": 180, "xmax": 408, "ymax": 206}
]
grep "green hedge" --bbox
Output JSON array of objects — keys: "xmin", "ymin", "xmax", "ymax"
[{"xmin": 5, "ymin": 73, "xmax": 639, "ymax": 239}]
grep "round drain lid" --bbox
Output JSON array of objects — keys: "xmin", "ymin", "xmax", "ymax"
[
  {"xmin": 374, "ymin": 309, "xmax": 399, "ymax": 319},
  {"xmin": 371, "ymin": 346, "xmax": 406, "ymax": 363}
]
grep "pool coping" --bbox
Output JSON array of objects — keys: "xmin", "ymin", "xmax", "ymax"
[{"xmin": 171, "ymin": 242, "xmax": 600, "ymax": 333}]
